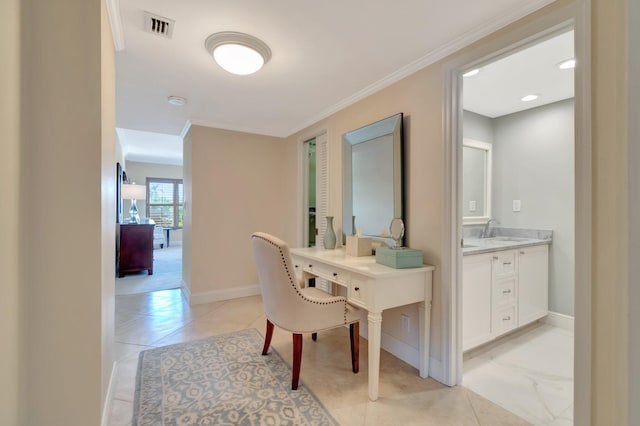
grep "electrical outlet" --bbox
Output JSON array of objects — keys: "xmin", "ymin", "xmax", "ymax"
[
  {"xmin": 401, "ymin": 314, "xmax": 410, "ymax": 333},
  {"xmin": 513, "ymin": 200, "xmax": 521, "ymax": 212},
  {"xmin": 469, "ymin": 200, "xmax": 477, "ymax": 212}
]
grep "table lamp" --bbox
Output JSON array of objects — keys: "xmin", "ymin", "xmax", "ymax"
[{"xmin": 121, "ymin": 183, "xmax": 146, "ymax": 223}]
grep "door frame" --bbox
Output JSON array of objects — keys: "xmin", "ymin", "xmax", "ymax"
[
  {"xmin": 296, "ymin": 128, "xmax": 329, "ymax": 248},
  {"xmin": 441, "ymin": 1, "xmax": 592, "ymax": 424}
]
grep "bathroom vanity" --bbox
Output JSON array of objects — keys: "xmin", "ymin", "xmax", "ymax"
[{"xmin": 462, "ymin": 235, "xmax": 551, "ymax": 351}]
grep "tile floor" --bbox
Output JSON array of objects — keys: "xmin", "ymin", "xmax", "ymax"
[
  {"xmin": 463, "ymin": 323, "xmax": 574, "ymax": 425},
  {"xmin": 108, "ymin": 288, "xmax": 531, "ymax": 425}
]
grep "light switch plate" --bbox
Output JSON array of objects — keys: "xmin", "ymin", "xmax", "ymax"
[
  {"xmin": 513, "ymin": 200, "xmax": 521, "ymax": 212},
  {"xmin": 469, "ymin": 200, "xmax": 477, "ymax": 212}
]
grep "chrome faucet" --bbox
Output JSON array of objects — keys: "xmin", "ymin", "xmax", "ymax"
[{"xmin": 481, "ymin": 219, "xmax": 499, "ymax": 238}]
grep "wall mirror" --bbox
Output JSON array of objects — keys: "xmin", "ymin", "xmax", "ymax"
[
  {"xmin": 462, "ymin": 138, "xmax": 492, "ymax": 223},
  {"xmin": 342, "ymin": 113, "xmax": 403, "ymax": 244}
]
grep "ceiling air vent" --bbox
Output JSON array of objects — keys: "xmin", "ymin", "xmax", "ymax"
[{"xmin": 144, "ymin": 12, "xmax": 175, "ymax": 38}]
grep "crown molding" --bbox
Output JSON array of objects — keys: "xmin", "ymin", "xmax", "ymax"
[
  {"xmin": 179, "ymin": 119, "xmax": 192, "ymax": 140},
  {"xmin": 189, "ymin": 118, "xmax": 285, "ymax": 138},
  {"xmin": 106, "ymin": 0, "xmax": 126, "ymax": 51},
  {"xmin": 286, "ymin": 0, "xmax": 555, "ymax": 136}
]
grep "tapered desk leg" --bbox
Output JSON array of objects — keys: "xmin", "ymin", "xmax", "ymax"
[
  {"xmin": 418, "ymin": 300, "xmax": 431, "ymax": 378},
  {"xmin": 367, "ymin": 311, "xmax": 383, "ymax": 401}
]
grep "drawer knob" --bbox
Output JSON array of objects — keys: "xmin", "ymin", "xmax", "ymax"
[
  {"xmin": 502, "ymin": 289, "xmax": 511, "ymax": 294},
  {"xmin": 503, "ymin": 261, "xmax": 512, "ymax": 265},
  {"xmin": 493, "ymin": 256, "xmax": 498, "ymax": 260},
  {"xmin": 333, "ymin": 272, "xmax": 338, "ymax": 277},
  {"xmin": 502, "ymin": 316, "xmax": 512, "ymax": 321},
  {"xmin": 354, "ymin": 287, "xmax": 360, "ymax": 292},
  {"xmin": 309, "ymin": 264, "xmax": 313, "ymax": 268},
  {"xmin": 520, "ymin": 251, "xmax": 525, "ymax": 255}
]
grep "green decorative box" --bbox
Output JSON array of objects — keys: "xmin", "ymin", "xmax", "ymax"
[{"xmin": 375, "ymin": 247, "xmax": 423, "ymax": 269}]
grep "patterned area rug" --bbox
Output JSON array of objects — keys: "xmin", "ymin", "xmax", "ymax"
[{"xmin": 133, "ymin": 328, "xmax": 337, "ymax": 425}]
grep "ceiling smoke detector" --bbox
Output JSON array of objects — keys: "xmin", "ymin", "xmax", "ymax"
[
  {"xmin": 167, "ymin": 96, "xmax": 187, "ymax": 106},
  {"xmin": 144, "ymin": 11, "xmax": 175, "ymax": 38}
]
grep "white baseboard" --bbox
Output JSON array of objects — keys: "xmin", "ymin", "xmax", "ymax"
[
  {"xmin": 190, "ymin": 284, "xmax": 261, "ymax": 305},
  {"xmin": 427, "ymin": 357, "xmax": 447, "ymax": 385},
  {"xmin": 543, "ymin": 311, "xmax": 575, "ymax": 331},
  {"xmin": 180, "ymin": 279, "xmax": 190, "ymax": 301},
  {"xmin": 359, "ymin": 320, "xmax": 421, "ymax": 372},
  {"xmin": 101, "ymin": 361, "xmax": 118, "ymax": 426}
]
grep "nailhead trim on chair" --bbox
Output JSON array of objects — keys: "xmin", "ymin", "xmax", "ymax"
[{"xmin": 252, "ymin": 233, "xmax": 352, "ymax": 324}]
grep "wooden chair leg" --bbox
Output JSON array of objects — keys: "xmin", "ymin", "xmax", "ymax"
[
  {"xmin": 350, "ymin": 322, "xmax": 359, "ymax": 373},
  {"xmin": 292, "ymin": 333, "xmax": 303, "ymax": 390},
  {"xmin": 262, "ymin": 320, "xmax": 274, "ymax": 355},
  {"xmin": 312, "ymin": 332, "xmax": 317, "ymax": 341}
]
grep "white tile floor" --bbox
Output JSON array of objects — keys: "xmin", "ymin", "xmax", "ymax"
[
  {"xmin": 109, "ymin": 288, "xmax": 532, "ymax": 425},
  {"xmin": 463, "ymin": 323, "xmax": 574, "ymax": 425}
]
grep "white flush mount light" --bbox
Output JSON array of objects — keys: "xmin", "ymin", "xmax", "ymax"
[
  {"xmin": 463, "ymin": 68, "xmax": 480, "ymax": 77},
  {"xmin": 557, "ymin": 58, "xmax": 576, "ymax": 69},
  {"xmin": 167, "ymin": 96, "xmax": 187, "ymax": 106},
  {"xmin": 205, "ymin": 32, "xmax": 272, "ymax": 75},
  {"xmin": 521, "ymin": 94, "xmax": 539, "ymax": 102}
]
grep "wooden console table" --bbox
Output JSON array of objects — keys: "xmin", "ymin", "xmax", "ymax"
[
  {"xmin": 289, "ymin": 247, "xmax": 434, "ymax": 401},
  {"xmin": 117, "ymin": 223, "xmax": 154, "ymax": 277}
]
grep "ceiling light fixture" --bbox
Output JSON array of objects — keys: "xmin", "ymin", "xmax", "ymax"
[
  {"xmin": 521, "ymin": 94, "xmax": 539, "ymax": 102},
  {"xmin": 463, "ymin": 68, "xmax": 480, "ymax": 77},
  {"xmin": 167, "ymin": 96, "xmax": 187, "ymax": 106},
  {"xmin": 557, "ymin": 58, "xmax": 576, "ymax": 69},
  {"xmin": 205, "ymin": 32, "xmax": 272, "ymax": 75}
]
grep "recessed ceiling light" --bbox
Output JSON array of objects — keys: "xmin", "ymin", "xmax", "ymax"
[
  {"xmin": 463, "ymin": 68, "xmax": 480, "ymax": 77},
  {"xmin": 521, "ymin": 94, "xmax": 539, "ymax": 102},
  {"xmin": 557, "ymin": 58, "xmax": 576, "ymax": 69},
  {"xmin": 167, "ymin": 96, "xmax": 187, "ymax": 106},
  {"xmin": 205, "ymin": 32, "xmax": 272, "ymax": 75}
]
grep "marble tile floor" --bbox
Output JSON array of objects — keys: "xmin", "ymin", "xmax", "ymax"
[
  {"xmin": 463, "ymin": 323, "xmax": 574, "ymax": 425},
  {"xmin": 109, "ymin": 288, "xmax": 531, "ymax": 425}
]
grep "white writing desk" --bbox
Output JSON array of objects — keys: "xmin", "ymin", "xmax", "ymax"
[{"xmin": 289, "ymin": 247, "xmax": 434, "ymax": 401}]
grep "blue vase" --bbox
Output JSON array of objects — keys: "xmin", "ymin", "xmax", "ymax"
[{"xmin": 323, "ymin": 216, "xmax": 336, "ymax": 249}]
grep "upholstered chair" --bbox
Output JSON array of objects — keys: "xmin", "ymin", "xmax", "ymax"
[{"xmin": 251, "ymin": 232, "xmax": 361, "ymax": 390}]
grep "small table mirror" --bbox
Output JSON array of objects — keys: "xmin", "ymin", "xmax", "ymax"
[{"xmin": 390, "ymin": 218, "xmax": 405, "ymax": 249}]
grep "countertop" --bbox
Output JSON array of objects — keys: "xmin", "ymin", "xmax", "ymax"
[{"xmin": 462, "ymin": 236, "xmax": 551, "ymax": 256}]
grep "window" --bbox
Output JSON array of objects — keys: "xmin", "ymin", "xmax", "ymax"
[{"xmin": 146, "ymin": 178, "xmax": 183, "ymax": 229}]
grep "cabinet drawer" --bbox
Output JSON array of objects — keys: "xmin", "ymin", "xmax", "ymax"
[
  {"xmin": 348, "ymin": 276, "xmax": 368, "ymax": 308},
  {"xmin": 493, "ymin": 277, "xmax": 516, "ymax": 307},
  {"xmin": 306, "ymin": 262, "xmax": 350, "ymax": 286},
  {"xmin": 493, "ymin": 304, "xmax": 516, "ymax": 336},
  {"xmin": 492, "ymin": 251, "xmax": 516, "ymax": 278}
]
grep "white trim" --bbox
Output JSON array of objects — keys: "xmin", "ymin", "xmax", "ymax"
[
  {"xmin": 105, "ymin": 0, "xmax": 125, "ymax": 51},
  {"xmin": 442, "ymin": 2, "xmax": 592, "ymax": 422},
  {"xmin": 286, "ymin": 0, "xmax": 555, "ymax": 137},
  {"xmin": 180, "ymin": 120, "xmax": 192, "ymax": 140},
  {"xmin": 360, "ymin": 321, "xmax": 421, "ymax": 371},
  {"xmin": 543, "ymin": 312, "xmax": 575, "ymax": 331},
  {"xmin": 189, "ymin": 284, "xmax": 261, "ymax": 305},
  {"xmin": 100, "ymin": 361, "xmax": 118, "ymax": 426},
  {"xmin": 295, "ymin": 128, "xmax": 329, "ymax": 248}
]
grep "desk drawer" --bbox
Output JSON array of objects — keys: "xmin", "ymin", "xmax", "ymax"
[
  {"xmin": 305, "ymin": 262, "xmax": 350, "ymax": 286},
  {"xmin": 348, "ymin": 276, "xmax": 368, "ymax": 308}
]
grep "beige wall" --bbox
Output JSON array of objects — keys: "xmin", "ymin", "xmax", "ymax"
[
  {"xmin": 185, "ymin": 125, "xmax": 291, "ymax": 300},
  {"xmin": 591, "ymin": 0, "xmax": 629, "ymax": 423},
  {"xmin": 123, "ymin": 160, "xmax": 183, "ymax": 221},
  {"xmin": 0, "ymin": 0, "xmax": 22, "ymax": 423},
  {"xmin": 16, "ymin": 0, "xmax": 112, "ymax": 424}
]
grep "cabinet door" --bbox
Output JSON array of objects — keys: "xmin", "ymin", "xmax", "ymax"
[
  {"xmin": 518, "ymin": 245, "xmax": 549, "ymax": 326},
  {"xmin": 462, "ymin": 254, "xmax": 493, "ymax": 351}
]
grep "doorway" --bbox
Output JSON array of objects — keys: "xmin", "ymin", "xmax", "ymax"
[{"xmin": 459, "ymin": 30, "xmax": 575, "ymax": 424}]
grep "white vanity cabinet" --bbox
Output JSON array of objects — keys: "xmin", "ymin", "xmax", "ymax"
[
  {"xmin": 462, "ymin": 253, "xmax": 493, "ymax": 351},
  {"xmin": 462, "ymin": 244, "xmax": 549, "ymax": 351},
  {"xmin": 517, "ymin": 245, "xmax": 549, "ymax": 326}
]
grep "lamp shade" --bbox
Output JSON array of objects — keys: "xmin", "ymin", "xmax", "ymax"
[{"xmin": 121, "ymin": 183, "xmax": 146, "ymax": 200}]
